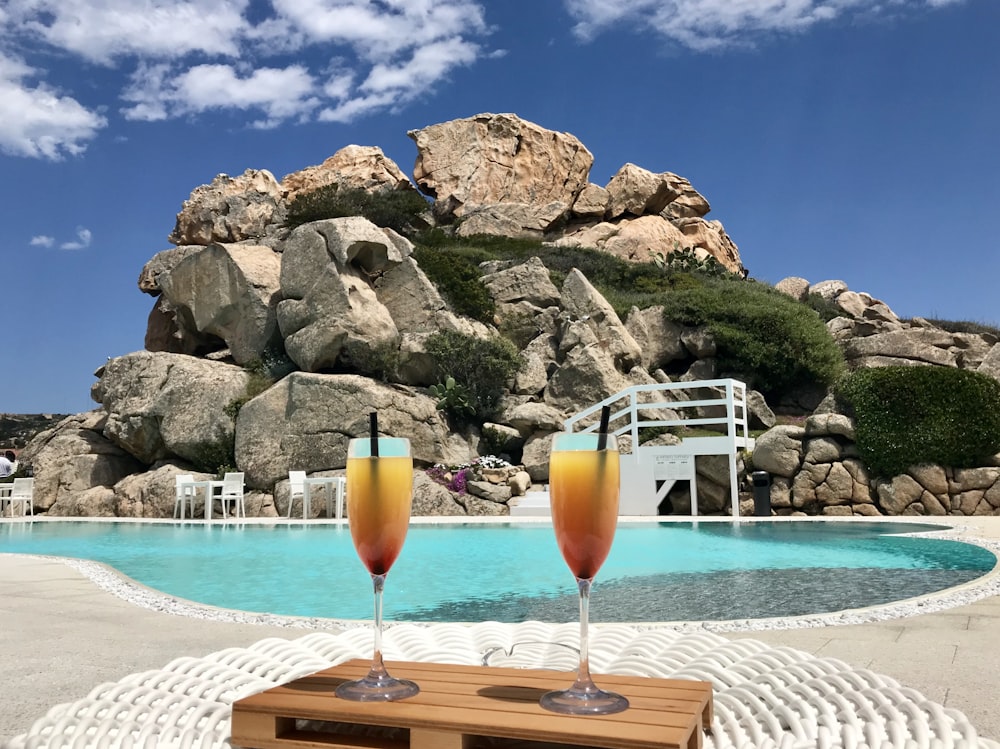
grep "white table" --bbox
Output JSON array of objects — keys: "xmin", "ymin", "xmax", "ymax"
[
  {"xmin": 301, "ymin": 476, "xmax": 346, "ymax": 519},
  {"xmin": 177, "ymin": 479, "xmax": 225, "ymax": 520}
]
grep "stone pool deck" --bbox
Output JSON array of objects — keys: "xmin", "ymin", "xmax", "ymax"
[{"xmin": 0, "ymin": 516, "xmax": 998, "ymax": 744}]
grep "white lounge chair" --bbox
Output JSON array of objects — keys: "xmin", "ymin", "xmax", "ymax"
[
  {"xmin": 174, "ymin": 474, "xmax": 197, "ymax": 519},
  {"xmin": 219, "ymin": 472, "xmax": 245, "ymax": 519}
]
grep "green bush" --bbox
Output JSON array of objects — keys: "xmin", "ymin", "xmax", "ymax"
[
  {"xmin": 190, "ymin": 440, "xmax": 236, "ymax": 478},
  {"xmin": 425, "ymin": 331, "xmax": 521, "ymax": 424},
  {"xmin": 351, "ymin": 340, "xmax": 401, "ymax": 382},
  {"xmin": 804, "ymin": 292, "xmax": 845, "ymax": 322},
  {"xmin": 659, "ymin": 277, "xmax": 845, "ymax": 398},
  {"xmin": 223, "ymin": 355, "xmax": 281, "ymax": 419},
  {"xmin": 836, "ymin": 366, "xmax": 1000, "ymax": 477},
  {"xmin": 413, "ymin": 232, "xmax": 732, "ymax": 315},
  {"xmin": 411, "ymin": 245, "xmax": 495, "ymax": 323},
  {"xmin": 286, "ymin": 184, "xmax": 430, "ymax": 234}
]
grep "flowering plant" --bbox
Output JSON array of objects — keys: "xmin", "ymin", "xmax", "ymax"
[{"xmin": 425, "ymin": 455, "xmax": 513, "ymax": 494}]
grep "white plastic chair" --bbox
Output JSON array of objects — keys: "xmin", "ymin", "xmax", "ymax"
[
  {"xmin": 219, "ymin": 472, "xmax": 245, "ymax": 519},
  {"xmin": 287, "ymin": 471, "xmax": 307, "ymax": 518},
  {"xmin": 174, "ymin": 474, "xmax": 197, "ymax": 519},
  {"xmin": 5, "ymin": 478, "xmax": 34, "ymax": 518}
]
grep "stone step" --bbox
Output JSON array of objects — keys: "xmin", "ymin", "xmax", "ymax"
[{"xmin": 509, "ymin": 490, "xmax": 551, "ymax": 517}]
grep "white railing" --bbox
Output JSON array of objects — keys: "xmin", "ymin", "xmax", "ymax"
[{"xmin": 564, "ymin": 379, "xmax": 755, "ymax": 517}]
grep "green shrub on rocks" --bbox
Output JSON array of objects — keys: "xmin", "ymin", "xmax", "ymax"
[
  {"xmin": 286, "ymin": 184, "xmax": 429, "ymax": 234},
  {"xmin": 411, "ymin": 232, "xmax": 844, "ymax": 403},
  {"xmin": 923, "ymin": 317, "xmax": 1000, "ymax": 338},
  {"xmin": 836, "ymin": 366, "xmax": 1000, "ymax": 478},
  {"xmin": 658, "ymin": 276, "xmax": 845, "ymax": 399},
  {"xmin": 426, "ymin": 331, "xmax": 521, "ymax": 424},
  {"xmin": 411, "ymin": 245, "xmax": 495, "ymax": 323}
]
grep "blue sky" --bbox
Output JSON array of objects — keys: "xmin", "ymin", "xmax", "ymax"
[{"xmin": 1, "ymin": 0, "xmax": 997, "ymax": 415}]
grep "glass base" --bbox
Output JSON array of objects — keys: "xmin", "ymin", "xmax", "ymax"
[
  {"xmin": 335, "ymin": 674, "xmax": 420, "ymax": 702},
  {"xmin": 539, "ymin": 686, "xmax": 629, "ymax": 715}
]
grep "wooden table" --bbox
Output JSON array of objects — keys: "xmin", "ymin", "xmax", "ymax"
[{"xmin": 231, "ymin": 659, "xmax": 713, "ymax": 749}]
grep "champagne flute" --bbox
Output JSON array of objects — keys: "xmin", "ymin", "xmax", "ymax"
[
  {"xmin": 335, "ymin": 425, "xmax": 419, "ymax": 701},
  {"xmin": 540, "ymin": 427, "xmax": 628, "ymax": 715}
]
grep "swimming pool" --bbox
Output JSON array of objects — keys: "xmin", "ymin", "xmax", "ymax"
[{"xmin": 0, "ymin": 520, "xmax": 994, "ymax": 623}]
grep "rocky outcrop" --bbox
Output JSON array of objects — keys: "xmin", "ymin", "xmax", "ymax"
[
  {"xmin": 407, "ymin": 113, "xmax": 745, "ymax": 274},
  {"xmin": 19, "ymin": 411, "xmax": 143, "ymax": 512},
  {"xmin": 234, "ymin": 372, "xmax": 471, "ymax": 489},
  {"xmin": 277, "ymin": 218, "xmax": 407, "ymax": 372},
  {"xmin": 776, "ymin": 276, "xmax": 1000, "ymax": 382},
  {"xmin": 15, "ymin": 112, "xmax": 1000, "ymax": 519},
  {"xmin": 93, "ymin": 352, "xmax": 251, "ymax": 466},
  {"xmin": 154, "ymin": 243, "xmax": 283, "ymax": 365}
]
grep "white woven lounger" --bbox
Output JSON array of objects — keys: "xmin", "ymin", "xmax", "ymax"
[{"xmin": 6, "ymin": 622, "xmax": 998, "ymax": 749}]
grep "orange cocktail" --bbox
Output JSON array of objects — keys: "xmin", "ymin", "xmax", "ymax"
[
  {"xmin": 549, "ymin": 448, "xmax": 620, "ymax": 580},
  {"xmin": 541, "ymin": 429, "xmax": 628, "ymax": 716},
  {"xmin": 336, "ymin": 432, "xmax": 419, "ymax": 702},
  {"xmin": 346, "ymin": 454, "xmax": 413, "ymax": 576}
]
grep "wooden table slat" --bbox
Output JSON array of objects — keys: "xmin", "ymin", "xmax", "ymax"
[{"xmin": 232, "ymin": 659, "xmax": 711, "ymax": 749}]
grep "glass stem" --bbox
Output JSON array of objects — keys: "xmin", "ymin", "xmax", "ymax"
[
  {"xmin": 368, "ymin": 573, "xmax": 388, "ymax": 679},
  {"xmin": 572, "ymin": 577, "xmax": 598, "ymax": 693}
]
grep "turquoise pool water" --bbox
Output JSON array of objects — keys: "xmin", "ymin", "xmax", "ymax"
[{"xmin": 0, "ymin": 520, "xmax": 994, "ymax": 622}]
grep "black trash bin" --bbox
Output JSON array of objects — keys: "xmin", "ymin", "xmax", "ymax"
[{"xmin": 751, "ymin": 471, "xmax": 771, "ymax": 517}]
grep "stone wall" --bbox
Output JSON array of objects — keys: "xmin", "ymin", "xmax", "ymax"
[{"xmin": 752, "ymin": 413, "xmax": 1000, "ymax": 517}]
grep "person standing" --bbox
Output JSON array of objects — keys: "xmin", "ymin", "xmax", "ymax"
[{"xmin": 0, "ymin": 450, "xmax": 14, "ymax": 480}]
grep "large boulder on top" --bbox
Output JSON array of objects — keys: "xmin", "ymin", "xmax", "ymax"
[
  {"xmin": 280, "ymin": 145, "xmax": 416, "ymax": 204},
  {"xmin": 168, "ymin": 169, "xmax": 284, "ymax": 246},
  {"xmin": 408, "ymin": 112, "xmax": 593, "ymax": 235},
  {"xmin": 605, "ymin": 164, "xmax": 711, "ymax": 219}
]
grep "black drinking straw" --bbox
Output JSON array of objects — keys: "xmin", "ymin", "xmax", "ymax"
[
  {"xmin": 596, "ymin": 405, "xmax": 611, "ymax": 451},
  {"xmin": 369, "ymin": 412, "xmax": 380, "ymax": 457}
]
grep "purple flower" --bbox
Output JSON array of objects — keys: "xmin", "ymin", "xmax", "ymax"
[{"xmin": 448, "ymin": 468, "xmax": 469, "ymax": 494}]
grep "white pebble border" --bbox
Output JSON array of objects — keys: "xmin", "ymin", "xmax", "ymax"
[{"xmin": 19, "ymin": 518, "xmax": 1000, "ymax": 634}]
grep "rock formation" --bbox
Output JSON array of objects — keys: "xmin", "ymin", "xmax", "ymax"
[{"xmin": 14, "ymin": 113, "xmax": 1000, "ymax": 519}]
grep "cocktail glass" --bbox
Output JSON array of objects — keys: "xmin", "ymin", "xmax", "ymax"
[
  {"xmin": 335, "ymin": 436, "xmax": 419, "ymax": 701},
  {"xmin": 540, "ymin": 431, "xmax": 628, "ymax": 715}
]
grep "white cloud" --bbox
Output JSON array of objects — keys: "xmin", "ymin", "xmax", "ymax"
[
  {"xmin": 0, "ymin": 53, "xmax": 107, "ymax": 159},
  {"xmin": 270, "ymin": 0, "xmax": 487, "ymax": 59},
  {"xmin": 0, "ymin": 0, "xmax": 493, "ymax": 153},
  {"xmin": 362, "ymin": 38, "xmax": 479, "ymax": 95},
  {"xmin": 5, "ymin": 0, "xmax": 247, "ymax": 64},
  {"xmin": 563, "ymin": 0, "xmax": 968, "ymax": 49},
  {"xmin": 60, "ymin": 227, "xmax": 92, "ymax": 250},
  {"xmin": 29, "ymin": 235, "xmax": 54, "ymax": 248},
  {"xmin": 122, "ymin": 63, "xmax": 320, "ymax": 122}
]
